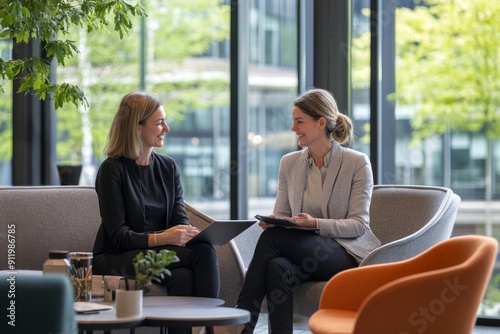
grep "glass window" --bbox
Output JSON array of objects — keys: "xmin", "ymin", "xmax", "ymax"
[
  {"xmin": 351, "ymin": 0, "xmax": 370, "ymax": 156},
  {"xmin": 351, "ymin": 0, "xmax": 500, "ymax": 319},
  {"xmin": 55, "ymin": 0, "xmax": 299, "ymax": 220},
  {"xmin": 391, "ymin": 0, "xmax": 500, "ymax": 317},
  {"xmin": 56, "ymin": 0, "xmax": 231, "ymax": 218},
  {"xmin": 247, "ymin": 0, "xmax": 298, "ymax": 218}
]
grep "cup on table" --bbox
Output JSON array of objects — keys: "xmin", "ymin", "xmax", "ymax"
[
  {"xmin": 69, "ymin": 252, "xmax": 93, "ymax": 301},
  {"xmin": 115, "ymin": 289, "xmax": 143, "ymax": 317}
]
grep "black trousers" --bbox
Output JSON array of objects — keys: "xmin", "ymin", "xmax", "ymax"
[
  {"xmin": 93, "ymin": 242, "xmax": 220, "ymax": 298},
  {"xmin": 236, "ymin": 228, "xmax": 358, "ymax": 334}
]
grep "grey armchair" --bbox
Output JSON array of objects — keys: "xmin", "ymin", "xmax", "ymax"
[{"xmin": 282, "ymin": 184, "xmax": 461, "ymax": 317}]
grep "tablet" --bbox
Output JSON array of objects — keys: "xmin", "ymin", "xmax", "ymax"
[
  {"xmin": 187, "ymin": 220, "xmax": 257, "ymax": 246},
  {"xmin": 254, "ymin": 214, "xmax": 319, "ymax": 231}
]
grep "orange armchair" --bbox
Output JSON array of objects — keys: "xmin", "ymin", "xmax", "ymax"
[{"xmin": 308, "ymin": 235, "xmax": 498, "ymax": 334}]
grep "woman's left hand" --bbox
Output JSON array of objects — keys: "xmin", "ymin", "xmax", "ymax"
[{"xmin": 290, "ymin": 213, "xmax": 318, "ymax": 229}]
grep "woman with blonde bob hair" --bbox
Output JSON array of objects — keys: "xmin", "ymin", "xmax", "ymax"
[
  {"xmin": 105, "ymin": 92, "xmax": 163, "ymax": 160},
  {"xmin": 93, "ymin": 92, "xmax": 220, "ymax": 322}
]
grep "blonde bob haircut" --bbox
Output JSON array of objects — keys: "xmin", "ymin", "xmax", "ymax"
[
  {"xmin": 104, "ymin": 92, "xmax": 163, "ymax": 159},
  {"xmin": 294, "ymin": 88, "xmax": 354, "ymax": 145}
]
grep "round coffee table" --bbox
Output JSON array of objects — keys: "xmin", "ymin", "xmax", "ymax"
[{"xmin": 76, "ymin": 296, "xmax": 249, "ymax": 334}]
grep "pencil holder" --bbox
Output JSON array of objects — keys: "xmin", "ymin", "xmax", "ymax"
[{"xmin": 69, "ymin": 252, "xmax": 93, "ymax": 301}]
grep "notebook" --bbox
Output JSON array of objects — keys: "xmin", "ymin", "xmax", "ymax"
[
  {"xmin": 187, "ymin": 220, "xmax": 257, "ymax": 246},
  {"xmin": 74, "ymin": 301, "xmax": 113, "ymax": 314}
]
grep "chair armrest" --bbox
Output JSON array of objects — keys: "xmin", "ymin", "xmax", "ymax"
[
  {"xmin": 183, "ymin": 201, "xmax": 245, "ymax": 307},
  {"xmin": 360, "ymin": 192, "xmax": 460, "ymax": 266},
  {"xmin": 185, "ymin": 201, "xmax": 216, "ymax": 227}
]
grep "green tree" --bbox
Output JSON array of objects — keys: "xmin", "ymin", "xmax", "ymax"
[
  {"xmin": 0, "ymin": 0, "xmax": 146, "ymax": 178},
  {"xmin": 0, "ymin": 0, "xmax": 146, "ymax": 109},
  {"xmin": 395, "ymin": 0, "xmax": 500, "ymax": 200},
  {"xmin": 396, "ymin": 0, "xmax": 500, "ymax": 139}
]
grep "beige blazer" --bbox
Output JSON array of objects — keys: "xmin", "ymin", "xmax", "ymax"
[{"xmin": 273, "ymin": 141, "xmax": 381, "ymax": 262}]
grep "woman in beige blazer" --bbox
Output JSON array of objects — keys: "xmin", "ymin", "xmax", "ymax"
[{"xmin": 235, "ymin": 88, "xmax": 381, "ymax": 334}]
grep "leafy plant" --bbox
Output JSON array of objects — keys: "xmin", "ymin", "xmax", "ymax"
[
  {"xmin": 0, "ymin": 0, "xmax": 146, "ymax": 109},
  {"xmin": 131, "ymin": 249, "xmax": 179, "ymax": 291}
]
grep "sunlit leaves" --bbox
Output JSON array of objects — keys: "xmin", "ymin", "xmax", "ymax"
[
  {"xmin": 45, "ymin": 40, "xmax": 80, "ymax": 66},
  {"xmin": 53, "ymin": 83, "xmax": 88, "ymax": 109},
  {"xmin": 394, "ymin": 0, "xmax": 500, "ymax": 143},
  {"xmin": 0, "ymin": 0, "xmax": 146, "ymax": 109}
]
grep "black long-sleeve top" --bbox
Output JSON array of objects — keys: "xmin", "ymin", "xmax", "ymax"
[{"xmin": 92, "ymin": 152, "xmax": 189, "ymax": 256}]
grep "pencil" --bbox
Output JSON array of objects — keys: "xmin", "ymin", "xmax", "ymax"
[{"xmin": 84, "ymin": 265, "xmax": 92, "ymax": 279}]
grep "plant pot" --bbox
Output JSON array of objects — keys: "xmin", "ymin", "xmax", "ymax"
[
  {"xmin": 115, "ymin": 289, "xmax": 143, "ymax": 317},
  {"xmin": 57, "ymin": 164, "xmax": 82, "ymax": 185}
]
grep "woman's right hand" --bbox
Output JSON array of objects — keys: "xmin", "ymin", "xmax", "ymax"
[{"xmin": 159, "ymin": 225, "xmax": 199, "ymax": 246}]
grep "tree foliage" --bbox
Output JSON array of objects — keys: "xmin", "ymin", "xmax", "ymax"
[
  {"xmin": 395, "ymin": 0, "xmax": 500, "ymax": 143},
  {"xmin": 0, "ymin": 0, "xmax": 146, "ymax": 109},
  {"xmin": 55, "ymin": 0, "xmax": 229, "ymax": 165}
]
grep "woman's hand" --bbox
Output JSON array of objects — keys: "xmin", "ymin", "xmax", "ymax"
[
  {"xmin": 257, "ymin": 214, "xmax": 296, "ymax": 230},
  {"xmin": 290, "ymin": 213, "xmax": 318, "ymax": 229},
  {"xmin": 157, "ymin": 225, "xmax": 200, "ymax": 247},
  {"xmin": 258, "ymin": 214, "xmax": 277, "ymax": 230}
]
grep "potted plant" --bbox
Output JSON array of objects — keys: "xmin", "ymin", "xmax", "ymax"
[
  {"xmin": 132, "ymin": 249, "xmax": 179, "ymax": 290},
  {"xmin": 56, "ymin": 149, "xmax": 83, "ymax": 185},
  {"xmin": 57, "ymin": 164, "xmax": 83, "ymax": 185},
  {"xmin": 116, "ymin": 249, "xmax": 179, "ymax": 317}
]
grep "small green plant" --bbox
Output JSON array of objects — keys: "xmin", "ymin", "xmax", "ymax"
[{"xmin": 131, "ymin": 249, "xmax": 179, "ymax": 290}]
